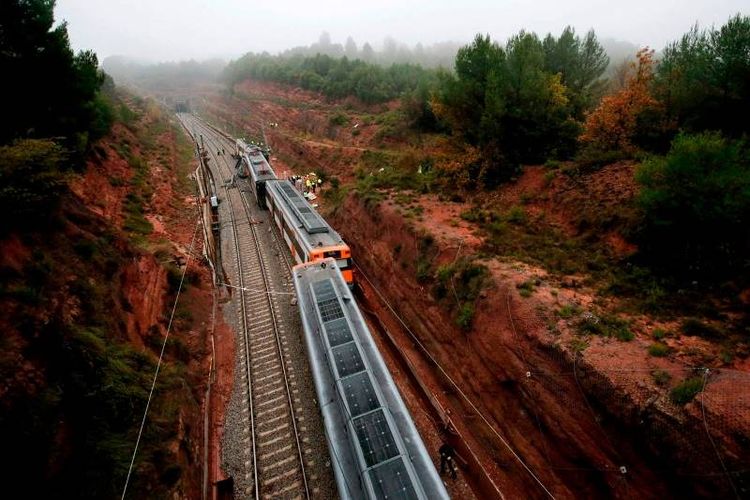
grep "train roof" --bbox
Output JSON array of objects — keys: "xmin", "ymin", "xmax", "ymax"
[
  {"xmin": 293, "ymin": 259, "xmax": 448, "ymax": 500},
  {"xmin": 266, "ymin": 180, "xmax": 346, "ymax": 251},
  {"xmin": 244, "ymin": 151, "xmax": 276, "ymax": 182}
]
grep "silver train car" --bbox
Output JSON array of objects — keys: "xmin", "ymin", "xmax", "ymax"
[
  {"xmin": 267, "ymin": 180, "xmax": 354, "ymax": 285},
  {"xmin": 293, "ymin": 258, "xmax": 448, "ymax": 499},
  {"xmin": 243, "ymin": 146, "xmax": 276, "ymax": 206}
]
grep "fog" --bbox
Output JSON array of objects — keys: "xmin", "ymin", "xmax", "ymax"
[{"xmin": 56, "ymin": 0, "xmax": 747, "ymax": 62}]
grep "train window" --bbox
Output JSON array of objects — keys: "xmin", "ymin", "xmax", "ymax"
[{"xmin": 336, "ymin": 258, "xmax": 350, "ymax": 269}]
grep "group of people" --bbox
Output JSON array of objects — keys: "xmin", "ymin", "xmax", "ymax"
[{"xmin": 289, "ymin": 172, "xmax": 323, "ymax": 197}]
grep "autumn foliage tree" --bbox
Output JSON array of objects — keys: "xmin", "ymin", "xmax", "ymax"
[
  {"xmin": 580, "ymin": 48, "xmax": 660, "ymax": 154},
  {"xmin": 435, "ymin": 29, "xmax": 608, "ymax": 186}
]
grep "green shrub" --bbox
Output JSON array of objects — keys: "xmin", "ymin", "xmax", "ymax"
[
  {"xmin": 636, "ymin": 132, "xmax": 750, "ymax": 283},
  {"xmin": 578, "ymin": 314, "xmax": 634, "ymax": 341},
  {"xmin": 648, "ymin": 342, "xmax": 670, "ymax": 357},
  {"xmin": 670, "ymin": 376, "xmax": 704, "ymax": 405},
  {"xmin": 329, "ymin": 112, "xmax": 349, "ymax": 127},
  {"xmin": 455, "ymin": 303, "xmax": 475, "ymax": 330},
  {"xmin": 557, "ymin": 304, "xmax": 580, "ymax": 319},
  {"xmin": 652, "ymin": 328, "xmax": 668, "ymax": 340},
  {"xmin": 506, "ymin": 205, "xmax": 527, "ymax": 225},
  {"xmin": 460, "ymin": 207, "xmax": 487, "ymax": 223},
  {"xmin": 516, "ymin": 280, "xmax": 535, "ymax": 298},
  {"xmin": 575, "ymin": 146, "xmax": 628, "ymax": 170},
  {"xmin": 652, "ymin": 369, "xmax": 672, "ymax": 386},
  {"xmin": 681, "ymin": 318, "xmax": 725, "ymax": 339}
]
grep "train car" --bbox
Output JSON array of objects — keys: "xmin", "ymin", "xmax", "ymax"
[
  {"xmin": 293, "ymin": 259, "xmax": 449, "ymax": 500},
  {"xmin": 234, "ymin": 138, "xmax": 249, "ymax": 158},
  {"xmin": 245, "ymin": 147, "xmax": 276, "ymax": 207},
  {"xmin": 265, "ymin": 180, "xmax": 354, "ymax": 285}
]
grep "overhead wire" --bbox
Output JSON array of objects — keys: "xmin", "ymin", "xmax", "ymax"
[{"xmin": 354, "ymin": 261, "xmax": 556, "ymax": 499}]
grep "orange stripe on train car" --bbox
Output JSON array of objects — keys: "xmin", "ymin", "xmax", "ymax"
[{"xmin": 341, "ymin": 269, "xmax": 353, "ymax": 284}]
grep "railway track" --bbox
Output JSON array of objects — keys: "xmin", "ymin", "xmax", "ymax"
[{"xmin": 180, "ymin": 115, "xmax": 310, "ymax": 499}]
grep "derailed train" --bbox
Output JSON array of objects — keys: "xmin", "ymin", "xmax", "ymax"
[
  {"xmin": 234, "ymin": 136, "xmax": 448, "ymax": 498},
  {"xmin": 235, "ymin": 139, "xmax": 354, "ymax": 285},
  {"xmin": 293, "ymin": 258, "xmax": 449, "ymax": 500}
]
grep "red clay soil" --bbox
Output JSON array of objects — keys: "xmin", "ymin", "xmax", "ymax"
[
  {"xmin": 330, "ymin": 194, "xmax": 749, "ymax": 499},
  {"xmin": 191, "ymin": 80, "xmax": 748, "ymax": 497},
  {"xmin": 74, "ymin": 105, "xmax": 230, "ymax": 498}
]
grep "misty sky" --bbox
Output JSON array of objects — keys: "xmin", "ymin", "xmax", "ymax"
[{"xmin": 55, "ymin": 0, "xmax": 748, "ymax": 62}]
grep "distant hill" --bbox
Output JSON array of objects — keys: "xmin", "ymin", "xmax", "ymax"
[{"xmin": 102, "ymin": 56, "xmax": 226, "ymax": 91}]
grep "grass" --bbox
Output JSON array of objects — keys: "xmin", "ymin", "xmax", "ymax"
[
  {"xmin": 516, "ymin": 280, "xmax": 535, "ymax": 298},
  {"xmin": 578, "ymin": 313, "xmax": 635, "ymax": 341},
  {"xmin": 670, "ymin": 376, "xmax": 704, "ymax": 405},
  {"xmin": 652, "ymin": 369, "xmax": 672, "ymax": 386},
  {"xmin": 681, "ymin": 318, "xmax": 725, "ymax": 339},
  {"xmin": 557, "ymin": 304, "xmax": 580, "ymax": 319},
  {"xmin": 648, "ymin": 342, "xmax": 670, "ymax": 357}
]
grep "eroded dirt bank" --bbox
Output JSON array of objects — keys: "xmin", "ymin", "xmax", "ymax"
[
  {"xmin": 330, "ymin": 193, "xmax": 747, "ymax": 499},
  {"xmin": 0, "ymin": 96, "xmax": 230, "ymax": 498}
]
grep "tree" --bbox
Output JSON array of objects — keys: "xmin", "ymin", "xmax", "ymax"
[
  {"xmin": 542, "ymin": 27, "xmax": 609, "ymax": 118},
  {"xmin": 0, "ymin": 0, "xmax": 111, "ymax": 150},
  {"xmin": 580, "ymin": 48, "xmax": 660, "ymax": 153},
  {"xmin": 345, "ymin": 36, "xmax": 358, "ymax": 59},
  {"xmin": 636, "ymin": 132, "xmax": 750, "ymax": 282},
  {"xmin": 435, "ymin": 31, "xmax": 580, "ymax": 185},
  {"xmin": 654, "ymin": 15, "xmax": 750, "ymax": 137},
  {"xmin": 0, "ymin": 139, "xmax": 68, "ymax": 231},
  {"xmin": 361, "ymin": 42, "xmax": 375, "ymax": 63}
]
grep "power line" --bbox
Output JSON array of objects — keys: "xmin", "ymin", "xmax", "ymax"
[{"xmin": 354, "ymin": 261, "xmax": 556, "ymax": 499}]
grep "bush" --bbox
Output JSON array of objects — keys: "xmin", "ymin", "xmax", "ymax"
[
  {"xmin": 516, "ymin": 280, "xmax": 535, "ymax": 298},
  {"xmin": 652, "ymin": 328, "xmax": 668, "ymax": 340},
  {"xmin": 575, "ymin": 146, "xmax": 629, "ymax": 170},
  {"xmin": 670, "ymin": 376, "xmax": 704, "ymax": 405},
  {"xmin": 557, "ymin": 304, "xmax": 580, "ymax": 319},
  {"xmin": 681, "ymin": 318, "xmax": 725, "ymax": 339},
  {"xmin": 578, "ymin": 313, "xmax": 634, "ymax": 341},
  {"xmin": 636, "ymin": 132, "xmax": 750, "ymax": 283},
  {"xmin": 455, "ymin": 303, "xmax": 475, "ymax": 330},
  {"xmin": 648, "ymin": 342, "xmax": 670, "ymax": 357},
  {"xmin": 652, "ymin": 369, "xmax": 672, "ymax": 386},
  {"xmin": 328, "ymin": 112, "xmax": 349, "ymax": 127},
  {"xmin": 506, "ymin": 205, "xmax": 527, "ymax": 225}
]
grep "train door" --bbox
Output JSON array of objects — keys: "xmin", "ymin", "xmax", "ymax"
[{"xmin": 255, "ymin": 181, "xmax": 267, "ymax": 209}]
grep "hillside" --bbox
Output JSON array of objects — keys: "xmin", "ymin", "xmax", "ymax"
[
  {"xmin": 0, "ymin": 93, "xmax": 220, "ymax": 498},
  {"xmin": 188, "ymin": 76, "xmax": 749, "ymax": 496}
]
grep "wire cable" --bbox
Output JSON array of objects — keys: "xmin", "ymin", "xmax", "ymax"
[
  {"xmin": 121, "ymin": 216, "xmax": 201, "ymax": 500},
  {"xmin": 354, "ymin": 261, "xmax": 556, "ymax": 499}
]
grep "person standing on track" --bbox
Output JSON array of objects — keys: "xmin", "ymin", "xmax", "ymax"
[{"xmin": 439, "ymin": 443, "xmax": 457, "ymax": 480}]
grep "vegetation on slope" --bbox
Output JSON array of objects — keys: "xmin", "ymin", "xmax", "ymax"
[
  {"xmin": 224, "ymin": 52, "xmax": 437, "ymax": 104},
  {"xmin": 0, "ymin": 1, "xmax": 204, "ymax": 497}
]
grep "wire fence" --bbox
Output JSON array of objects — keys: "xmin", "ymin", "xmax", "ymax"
[{"xmin": 514, "ymin": 353, "xmax": 749, "ymax": 499}]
